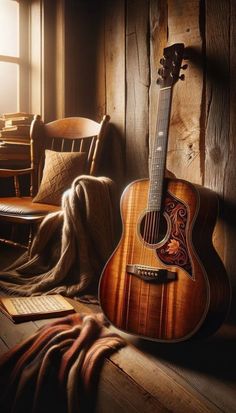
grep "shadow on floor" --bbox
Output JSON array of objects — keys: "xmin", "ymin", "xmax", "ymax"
[{"xmin": 134, "ymin": 323, "xmax": 236, "ymax": 382}]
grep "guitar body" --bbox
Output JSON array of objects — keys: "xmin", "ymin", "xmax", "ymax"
[{"xmin": 99, "ymin": 178, "xmax": 231, "ymax": 342}]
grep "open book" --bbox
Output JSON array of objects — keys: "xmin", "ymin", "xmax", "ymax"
[{"xmin": 0, "ymin": 294, "xmax": 75, "ymax": 323}]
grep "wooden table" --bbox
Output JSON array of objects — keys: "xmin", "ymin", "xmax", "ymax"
[{"xmin": 1, "ymin": 298, "xmax": 236, "ymax": 413}]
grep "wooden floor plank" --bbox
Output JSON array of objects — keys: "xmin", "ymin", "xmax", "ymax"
[
  {"xmin": 0, "ymin": 296, "xmax": 235, "ymax": 412},
  {"xmin": 107, "ymin": 321, "xmax": 236, "ymax": 412},
  {"xmin": 0, "ymin": 337, "xmax": 8, "ymax": 356},
  {"xmin": 34, "ymin": 317, "xmax": 64, "ymax": 328},
  {"xmin": 109, "ymin": 344, "xmax": 221, "ymax": 413},
  {"xmin": 134, "ymin": 323, "xmax": 236, "ymax": 413},
  {"xmin": 96, "ymin": 358, "xmax": 169, "ymax": 413},
  {"xmin": 0, "ymin": 312, "xmax": 38, "ymax": 350}
]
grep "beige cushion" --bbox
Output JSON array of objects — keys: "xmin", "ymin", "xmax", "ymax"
[{"xmin": 33, "ymin": 150, "xmax": 87, "ymax": 206}]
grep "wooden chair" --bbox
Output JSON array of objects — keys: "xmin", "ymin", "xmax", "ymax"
[{"xmin": 0, "ymin": 114, "xmax": 110, "ymax": 250}]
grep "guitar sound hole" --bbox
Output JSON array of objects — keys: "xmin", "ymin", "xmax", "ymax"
[{"xmin": 139, "ymin": 211, "xmax": 168, "ymax": 245}]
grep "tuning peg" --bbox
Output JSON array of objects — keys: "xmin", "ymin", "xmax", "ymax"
[
  {"xmin": 160, "ymin": 58, "xmax": 165, "ymax": 65},
  {"xmin": 158, "ymin": 68, "xmax": 164, "ymax": 76},
  {"xmin": 181, "ymin": 64, "xmax": 188, "ymax": 70},
  {"xmin": 156, "ymin": 77, "xmax": 162, "ymax": 85},
  {"xmin": 179, "ymin": 74, "xmax": 185, "ymax": 81}
]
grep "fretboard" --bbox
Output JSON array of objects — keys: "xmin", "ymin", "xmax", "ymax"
[{"xmin": 148, "ymin": 86, "xmax": 173, "ymax": 211}]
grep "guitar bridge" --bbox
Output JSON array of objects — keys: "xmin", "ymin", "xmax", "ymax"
[{"xmin": 126, "ymin": 264, "xmax": 177, "ymax": 283}]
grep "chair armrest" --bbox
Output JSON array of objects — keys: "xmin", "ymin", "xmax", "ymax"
[{"xmin": 0, "ymin": 168, "xmax": 34, "ymax": 178}]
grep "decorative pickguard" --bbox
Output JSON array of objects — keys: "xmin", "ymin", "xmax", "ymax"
[{"xmin": 156, "ymin": 192, "xmax": 193, "ymax": 277}]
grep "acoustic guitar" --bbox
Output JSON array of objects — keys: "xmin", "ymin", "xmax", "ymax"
[{"xmin": 99, "ymin": 43, "xmax": 231, "ymax": 342}]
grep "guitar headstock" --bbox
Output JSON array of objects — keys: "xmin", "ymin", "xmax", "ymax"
[{"xmin": 157, "ymin": 43, "xmax": 186, "ymax": 88}]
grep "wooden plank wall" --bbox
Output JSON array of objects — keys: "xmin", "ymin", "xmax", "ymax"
[
  {"xmin": 125, "ymin": 0, "xmax": 149, "ymax": 180},
  {"xmin": 204, "ymin": 0, "xmax": 234, "ymax": 313},
  {"xmin": 88, "ymin": 0, "xmax": 236, "ymax": 321},
  {"xmin": 167, "ymin": 0, "xmax": 203, "ymax": 185}
]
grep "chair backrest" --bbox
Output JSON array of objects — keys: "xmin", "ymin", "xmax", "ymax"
[{"xmin": 29, "ymin": 115, "xmax": 110, "ymax": 196}]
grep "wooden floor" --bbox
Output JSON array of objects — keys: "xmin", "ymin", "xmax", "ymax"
[{"xmin": 0, "ymin": 247, "xmax": 236, "ymax": 412}]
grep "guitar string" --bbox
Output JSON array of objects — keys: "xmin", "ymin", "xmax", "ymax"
[
  {"xmin": 135, "ymin": 87, "xmax": 161, "ymax": 333},
  {"xmin": 127, "ymin": 182, "xmax": 144, "ymax": 331},
  {"xmin": 141, "ymin": 88, "xmax": 171, "ymax": 336},
  {"xmin": 127, "ymin": 187, "xmax": 136, "ymax": 330},
  {"xmin": 159, "ymin": 88, "xmax": 173, "ymax": 337},
  {"xmin": 135, "ymin": 88, "xmax": 165, "ymax": 335},
  {"xmin": 157, "ymin": 89, "xmax": 170, "ymax": 336},
  {"xmin": 148, "ymin": 90, "xmax": 166, "ymax": 251},
  {"xmin": 139, "ymin": 89, "xmax": 166, "ymax": 274}
]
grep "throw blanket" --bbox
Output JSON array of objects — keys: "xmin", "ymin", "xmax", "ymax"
[
  {"xmin": 0, "ymin": 175, "xmax": 119, "ymax": 298},
  {"xmin": 0, "ymin": 312, "xmax": 126, "ymax": 413}
]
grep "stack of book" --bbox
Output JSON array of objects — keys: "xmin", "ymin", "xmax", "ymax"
[
  {"xmin": 0, "ymin": 112, "xmax": 34, "ymax": 162},
  {"xmin": 0, "ymin": 112, "xmax": 34, "ymax": 144}
]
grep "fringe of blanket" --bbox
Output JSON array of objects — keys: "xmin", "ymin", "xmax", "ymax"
[
  {"xmin": 0, "ymin": 175, "xmax": 119, "ymax": 299},
  {"xmin": 0, "ymin": 312, "xmax": 126, "ymax": 413}
]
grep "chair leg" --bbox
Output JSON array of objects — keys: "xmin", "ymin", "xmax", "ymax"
[
  {"xmin": 0, "ymin": 223, "xmax": 28, "ymax": 250},
  {"xmin": 28, "ymin": 224, "xmax": 33, "ymax": 252},
  {"xmin": 28, "ymin": 222, "xmax": 39, "ymax": 252},
  {"xmin": 0, "ymin": 237, "xmax": 27, "ymax": 250}
]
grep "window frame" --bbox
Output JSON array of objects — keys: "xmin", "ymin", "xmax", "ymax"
[{"xmin": 0, "ymin": 0, "xmax": 30, "ymax": 113}]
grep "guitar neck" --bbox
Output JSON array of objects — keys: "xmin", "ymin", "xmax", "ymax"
[{"xmin": 148, "ymin": 86, "xmax": 173, "ymax": 211}]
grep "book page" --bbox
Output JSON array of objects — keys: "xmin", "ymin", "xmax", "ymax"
[{"xmin": 1, "ymin": 294, "xmax": 73, "ymax": 316}]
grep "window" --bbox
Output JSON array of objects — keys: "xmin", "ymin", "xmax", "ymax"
[{"xmin": 0, "ymin": 0, "xmax": 29, "ymax": 115}]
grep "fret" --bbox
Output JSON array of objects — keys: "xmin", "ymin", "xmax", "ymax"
[{"xmin": 148, "ymin": 87, "xmax": 172, "ymax": 211}]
